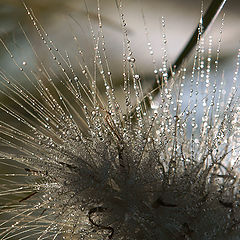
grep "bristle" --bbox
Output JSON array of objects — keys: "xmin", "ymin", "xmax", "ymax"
[{"xmin": 0, "ymin": 1, "xmax": 239, "ymax": 240}]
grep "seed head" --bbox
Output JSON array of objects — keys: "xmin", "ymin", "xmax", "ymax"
[{"xmin": 0, "ymin": 1, "xmax": 239, "ymax": 240}]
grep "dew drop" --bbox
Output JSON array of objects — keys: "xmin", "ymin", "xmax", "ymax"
[{"xmin": 134, "ymin": 74, "xmax": 140, "ymax": 80}]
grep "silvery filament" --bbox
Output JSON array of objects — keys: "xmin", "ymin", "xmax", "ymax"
[{"xmin": 0, "ymin": 0, "xmax": 239, "ymax": 239}]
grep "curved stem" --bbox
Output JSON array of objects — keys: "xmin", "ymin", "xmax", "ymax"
[{"xmin": 151, "ymin": 0, "xmax": 227, "ymax": 96}]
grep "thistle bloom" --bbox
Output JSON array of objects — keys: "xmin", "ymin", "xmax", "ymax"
[{"xmin": 0, "ymin": 1, "xmax": 239, "ymax": 240}]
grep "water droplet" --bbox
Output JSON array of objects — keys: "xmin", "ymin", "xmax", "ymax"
[
  {"xmin": 134, "ymin": 74, "xmax": 140, "ymax": 80},
  {"xmin": 127, "ymin": 56, "xmax": 135, "ymax": 63}
]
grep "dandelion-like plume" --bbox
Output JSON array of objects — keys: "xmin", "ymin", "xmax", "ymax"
[{"xmin": 0, "ymin": 1, "xmax": 239, "ymax": 239}]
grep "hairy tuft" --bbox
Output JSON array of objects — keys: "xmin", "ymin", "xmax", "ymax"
[{"xmin": 0, "ymin": 1, "xmax": 239, "ymax": 239}]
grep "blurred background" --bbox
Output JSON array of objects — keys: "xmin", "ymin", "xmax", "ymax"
[{"xmin": 0, "ymin": 0, "xmax": 240, "ymax": 84}]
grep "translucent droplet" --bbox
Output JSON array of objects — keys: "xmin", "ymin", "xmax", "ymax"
[{"xmin": 134, "ymin": 74, "xmax": 140, "ymax": 80}]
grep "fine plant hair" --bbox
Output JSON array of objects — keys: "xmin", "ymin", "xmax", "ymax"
[{"xmin": 0, "ymin": 0, "xmax": 240, "ymax": 240}]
